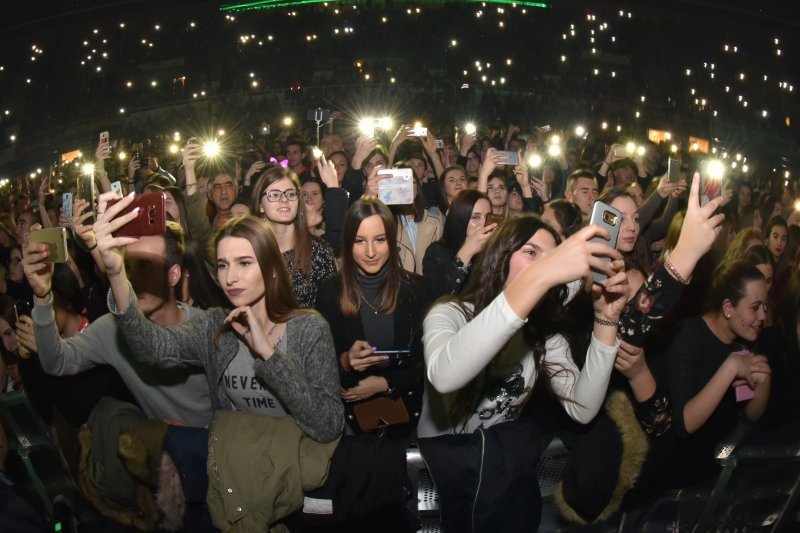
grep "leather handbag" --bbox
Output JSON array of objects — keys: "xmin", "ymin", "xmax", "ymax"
[{"xmin": 352, "ymin": 395, "xmax": 410, "ymax": 432}]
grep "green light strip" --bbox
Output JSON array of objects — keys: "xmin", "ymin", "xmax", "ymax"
[{"xmin": 221, "ymin": 0, "xmax": 549, "ymax": 13}]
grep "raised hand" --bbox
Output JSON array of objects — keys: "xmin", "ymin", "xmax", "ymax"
[
  {"xmin": 93, "ymin": 192, "xmax": 141, "ymax": 278},
  {"xmin": 352, "ymin": 135, "xmax": 378, "ymax": 170},
  {"xmin": 667, "ymin": 172, "xmax": 727, "ymax": 281},
  {"xmin": 21, "ymin": 223, "xmax": 53, "ymax": 298},
  {"xmin": 71, "ymin": 198, "xmax": 97, "ymax": 248},
  {"xmin": 316, "ymin": 154, "xmax": 339, "ymax": 188}
]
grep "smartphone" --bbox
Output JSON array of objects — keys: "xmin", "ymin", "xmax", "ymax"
[
  {"xmin": 485, "ymin": 213, "xmax": 504, "ymax": 227},
  {"xmin": 536, "ymin": 125, "xmax": 552, "ymax": 133},
  {"xmin": 110, "ymin": 181, "xmax": 123, "ymax": 197},
  {"xmin": 77, "ymin": 175, "xmax": 96, "ymax": 225},
  {"xmin": 735, "ymin": 384, "xmax": 755, "ymax": 402},
  {"xmin": 698, "ymin": 160, "xmax": 723, "ymax": 204},
  {"xmin": 62, "ymin": 192, "xmax": 73, "ymax": 218},
  {"xmin": 107, "ymin": 192, "xmax": 166, "ymax": 238},
  {"xmin": 435, "ymin": 139, "xmax": 445, "ymax": 149},
  {"xmin": 495, "ymin": 150, "xmax": 519, "ymax": 166},
  {"xmin": 667, "ymin": 157, "xmax": 680, "ymax": 183},
  {"xmin": 14, "ymin": 299, "xmax": 32, "ymax": 319},
  {"xmin": 588, "ymin": 201, "xmax": 622, "ymax": 284},
  {"xmin": 372, "ymin": 349, "xmax": 412, "ymax": 369},
  {"xmin": 377, "ymin": 168, "xmax": 414, "ymax": 205},
  {"xmin": 410, "ymin": 127, "xmax": 428, "ymax": 137},
  {"xmin": 30, "ymin": 227, "xmax": 69, "ymax": 263},
  {"xmin": 99, "ymin": 130, "xmax": 109, "ymax": 145}
]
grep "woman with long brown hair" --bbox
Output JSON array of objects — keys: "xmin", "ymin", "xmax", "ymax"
[
  {"xmin": 84, "ymin": 195, "xmax": 343, "ymax": 442},
  {"xmin": 316, "ymin": 197, "xmax": 432, "ymax": 440},
  {"xmin": 252, "ymin": 165, "xmax": 337, "ymax": 308}
]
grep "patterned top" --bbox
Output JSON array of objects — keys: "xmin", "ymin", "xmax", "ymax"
[{"xmin": 283, "ymin": 237, "xmax": 337, "ymax": 308}]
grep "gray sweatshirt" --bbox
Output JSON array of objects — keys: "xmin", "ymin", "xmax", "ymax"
[
  {"xmin": 32, "ymin": 299, "xmax": 213, "ymax": 427},
  {"xmin": 109, "ymin": 288, "xmax": 344, "ymax": 443}
]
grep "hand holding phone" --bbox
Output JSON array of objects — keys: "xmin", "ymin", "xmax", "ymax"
[
  {"xmin": 485, "ymin": 213, "xmax": 505, "ymax": 227},
  {"xmin": 30, "ymin": 227, "xmax": 69, "ymax": 263},
  {"xmin": 667, "ymin": 157, "xmax": 680, "ymax": 183},
  {"xmin": 494, "ymin": 150, "xmax": 520, "ymax": 166},
  {"xmin": 377, "ymin": 168, "xmax": 414, "ymax": 205},
  {"xmin": 107, "ymin": 192, "xmax": 167, "ymax": 237},
  {"xmin": 371, "ymin": 350, "xmax": 412, "ymax": 369},
  {"xmin": 587, "ymin": 201, "xmax": 622, "ymax": 284}
]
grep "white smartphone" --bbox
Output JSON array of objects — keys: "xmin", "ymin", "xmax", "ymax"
[
  {"xmin": 99, "ymin": 130, "xmax": 109, "ymax": 144},
  {"xmin": 63, "ymin": 192, "xmax": 73, "ymax": 218},
  {"xmin": 111, "ymin": 181, "xmax": 123, "ymax": 197},
  {"xmin": 435, "ymin": 139, "xmax": 445, "ymax": 149},
  {"xmin": 377, "ymin": 168, "xmax": 414, "ymax": 205}
]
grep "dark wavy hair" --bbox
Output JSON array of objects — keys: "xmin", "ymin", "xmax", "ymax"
[
  {"xmin": 440, "ymin": 189, "xmax": 488, "ymax": 255},
  {"xmin": 439, "ymin": 215, "xmax": 579, "ymax": 428}
]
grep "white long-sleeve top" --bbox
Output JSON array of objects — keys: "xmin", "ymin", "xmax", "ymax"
[{"xmin": 417, "ymin": 291, "xmax": 619, "ymax": 438}]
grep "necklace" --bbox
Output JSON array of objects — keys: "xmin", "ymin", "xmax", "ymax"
[{"xmin": 359, "ymin": 291, "xmax": 380, "ymax": 315}]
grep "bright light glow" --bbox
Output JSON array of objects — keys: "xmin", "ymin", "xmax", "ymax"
[
  {"xmin": 82, "ymin": 163, "xmax": 95, "ymax": 176},
  {"xmin": 282, "ymin": 116, "xmax": 293, "ymax": 127},
  {"xmin": 625, "ymin": 142, "xmax": 635, "ymax": 153},
  {"xmin": 550, "ymin": 135, "xmax": 560, "ymax": 145},
  {"xmin": 312, "ymin": 146, "xmax": 323, "ymax": 159},
  {"xmin": 636, "ymin": 146, "xmax": 645, "ymax": 156},
  {"xmin": 601, "ymin": 122, "xmax": 608, "ymax": 130},
  {"xmin": 359, "ymin": 118, "xmax": 375, "ymax": 136},
  {"xmin": 174, "ymin": 132, "xmax": 181, "ymax": 141},
  {"xmin": 670, "ymin": 144, "xmax": 678, "ymax": 153},
  {"xmin": 464, "ymin": 123, "xmax": 477, "ymax": 135},
  {"xmin": 379, "ymin": 117, "xmax": 393, "ymax": 130},
  {"xmin": 203, "ymin": 140, "xmax": 220, "ymax": 157},
  {"xmin": 742, "ymin": 165, "xmax": 749, "ymax": 173},
  {"xmin": 575, "ymin": 126, "xmax": 585, "ymax": 136},
  {"xmin": 528, "ymin": 154, "xmax": 542, "ymax": 168},
  {"xmin": 118, "ymin": 151, "xmax": 127, "ymax": 161},
  {"xmin": 548, "ymin": 145, "xmax": 561, "ymax": 157},
  {"xmin": 706, "ymin": 160, "xmax": 725, "ymax": 180}
]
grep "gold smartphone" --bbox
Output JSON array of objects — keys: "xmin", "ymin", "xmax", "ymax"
[{"xmin": 30, "ymin": 227, "xmax": 68, "ymax": 263}]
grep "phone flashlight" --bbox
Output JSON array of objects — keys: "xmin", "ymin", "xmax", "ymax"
[
  {"xmin": 625, "ymin": 142, "xmax": 636, "ymax": 154},
  {"xmin": 203, "ymin": 140, "xmax": 220, "ymax": 158},
  {"xmin": 312, "ymin": 146, "xmax": 323, "ymax": 159},
  {"xmin": 548, "ymin": 145, "xmax": 561, "ymax": 157},
  {"xmin": 464, "ymin": 123, "xmax": 477, "ymax": 135},
  {"xmin": 528, "ymin": 154, "xmax": 542, "ymax": 168}
]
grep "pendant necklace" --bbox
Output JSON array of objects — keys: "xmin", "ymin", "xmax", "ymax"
[{"xmin": 359, "ymin": 291, "xmax": 380, "ymax": 315}]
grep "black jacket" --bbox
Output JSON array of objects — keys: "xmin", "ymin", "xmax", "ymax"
[
  {"xmin": 316, "ymin": 272, "xmax": 433, "ymax": 433},
  {"xmin": 422, "ymin": 241, "xmax": 472, "ymax": 299}
]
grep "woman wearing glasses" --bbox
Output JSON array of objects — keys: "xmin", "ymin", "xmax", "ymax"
[{"xmin": 253, "ymin": 166, "xmax": 337, "ymax": 308}]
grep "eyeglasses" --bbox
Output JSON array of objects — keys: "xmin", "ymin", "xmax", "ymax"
[{"xmin": 262, "ymin": 189, "xmax": 299, "ymax": 202}]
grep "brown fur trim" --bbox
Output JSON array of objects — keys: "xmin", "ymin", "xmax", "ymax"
[
  {"xmin": 78, "ymin": 425, "xmax": 161, "ymax": 530},
  {"xmin": 156, "ymin": 452, "xmax": 186, "ymax": 531},
  {"xmin": 554, "ymin": 391, "xmax": 650, "ymax": 524}
]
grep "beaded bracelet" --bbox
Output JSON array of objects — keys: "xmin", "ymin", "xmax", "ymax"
[
  {"xmin": 664, "ymin": 260, "xmax": 690, "ymax": 285},
  {"xmin": 594, "ymin": 316, "xmax": 618, "ymax": 328}
]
